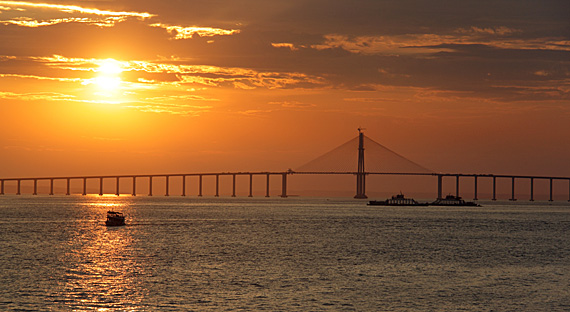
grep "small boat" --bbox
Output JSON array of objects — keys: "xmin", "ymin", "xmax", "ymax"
[
  {"xmin": 430, "ymin": 195, "xmax": 480, "ymax": 207},
  {"xmin": 105, "ymin": 211, "xmax": 125, "ymax": 226},
  {"xmin": 368, "ymin": 193, "xmax": 429, "ymax": 206}
]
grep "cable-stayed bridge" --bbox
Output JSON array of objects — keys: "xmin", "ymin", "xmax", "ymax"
[{"xmin": 1, "ymin": 130, "xmax": 570, "ymax": 201}]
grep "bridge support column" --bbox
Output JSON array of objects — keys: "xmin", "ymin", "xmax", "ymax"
[
  {"xmin": 265, "ymin": 174, "xmax": 270, "ymax": 197},
  {"xmin": 33, "ymin": 179, "xmax": 38, "ymax": 195},
  {"xmin": 66, "ymin": 178, "xmax": 70, "ymax": 195},
  {"xmin": 0, "ymin": 180, "xmax": 4, "ymax": 195},
  {"xmin": 99, "ymin": 178, "xmax": 103, "ymax": 196},
  {"xmin": 281, "ymin": 173, "xmax": 288, "ymax": 198},
  {"xmin": 82, "ymin": 178, "xmax": 87, "ymax": 196},
  {"xmin": 115, "ymin": 177, "xmax": 120, "ymax": 196},
  {"xmin": 492, "ymin": 176, "xmax": 497, "ymax": 201},
  {"xmin": 249, "ymin": 174, "xmax": 253, "ymax": 197},
  {"xmin": 215, "ymin": 175, "xmax": 219, "ymax": 197},
  {"xmin": 181, "ymin": 176, "xmax": 186, "ymax": 197},
  {"xmin": 473, "ymin": 176, "xmax": 478, "ymax": 200},
  {"xmin": 437, "ymin": 175, "xmax": 442, "ymax": 199},
  {"xmin": 17, "ymin": 180, "xmax": 21, "ymax": 195},
  {"xmin": 132, "ymin": 177, "xmax": 136, "ymax": 196},
  {"xmin": 455, "ymin": 175, "xmax": 460, "ymax": 197},
  {"xmin": 354, "ymin": 130, "xmax": 367, "ymax": 199},
  {"xmin": 165, "ymin": 176, "xmax": 169, "ymax": 196},
  {"xmin": 510, "ymin": 177, "xmax": 516, "ymax": 201},
  {"xmin": 148, "ymin": 176, "xmax": 153, "ymax": 196},
  {"xmin": 530, "ymin": 178, "xmax": 534, "ymax": 201},
  {"xmin": 568, "ymin": 179, "xmax": 570, "ymax": 202},
  {"xmin": 198, "ymin": 175, "xmax": 203, "ymax": 197},
  {"xmin": 232, "ymin": 174, "xmax": 236, "ymax": 197},
  {"xmin": 549, "ymin": 178, "xmax": 553, "ymax": 201},
  {"xmin": 50, "ymin": 179, "xmax": 54, "ymax": 195}
]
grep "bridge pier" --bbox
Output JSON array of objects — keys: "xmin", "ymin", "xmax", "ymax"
[
  {"xmin": 266, "ymin": 174, "xmax": 270, "ymax": 197},
  {"xmin": 99, "ymin": 177, "xmax": 103, "ymax": 196},
  {"xmin": 455, "ymin": 175, "xmax": 460, "ymax": 197},
  {"xmin": 0, "ymin": 180, "xmax": 3, "ymax": 195},
  {"xmin": 437, "ymin": 175, "xmax": 442, "ymax": 199},
  {"xmin": 492, "ymin": 176, "xmax": 497, "ymax": 200},
  {"xmin": 281, "ymin": 173, "xmax": 288, "ymax": 198},
  {"xmin": 354, "ymin": 130, "xmax": 367, "ymax": 199},
  {"xmin": 82, "ymin": 178, "xmax": 87, "ymax": 195},
  {"xmin": 510, "ymin": 177, "xmax": 516, "ymax": 201},
  {"xmin": 132, "ymin": 177, "xmax": 136, "ymax": 196},
  {"xmin": 50, "ymin": 179, "xmax": 54, "ymax": 195},
  {"xmin": 249, "ymin": 174, "xmax": 253, "ymax": 197},
  {"xmin": 148, "ymin": 176, "xmax": 153, "ymax": 196},
  {"xmin": 473, "ymin": 176, "xmax": 478, "ymax": 200},
  {"xmin": 33, "ymin": 179, "xmax": 38, "ymax": 195},
  {"xmin": 16, "ymin": 180, "xmax": 21, "ymax": 195},
  {"xmin": 115, "ymin": 177, "xmax": 119, "ymax": 196},
  {"xmin": 232, "ymin": 174, "xmax": 236, "ymax": 197},
  {"xmin": 181, "ymin": 176, "xmax": 186, "ymax": 197},
  {"xmin": 198, "ymin": 175, "xmax": 203, "ymax": 197},
  {"xmin": 66, "ymin": 178, "xmax": 70, "ymax": 195},
  {"xmin": 165, "ymin": 176, "xmax": 169, "ymax": 196},
  {"xmin": 215, "ymin": 175, "xmax": 219, "ymax": 197}
]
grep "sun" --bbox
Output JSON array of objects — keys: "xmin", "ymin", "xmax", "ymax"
[
  {"xmin": 98, "ymin": 59, "xmax": 124, "ymax": 75},
  {"xmin": 94, "ymin": 59, "xmax": 123, "ymax": 92},
  {"xmin": 94, "ymin": 76, "xmax": 121, "ymax": 90}
]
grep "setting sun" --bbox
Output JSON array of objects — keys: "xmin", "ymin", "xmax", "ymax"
[
  {"xmin": 94, "ymin": 76, "xmax": 121, "ymax": 92},
  {"xmin": 93, "ymin": 59, "xmax": 123, "ymax": 94},
  {"xmin": 97, "ymin": 59, "xmax": 124, "ymax": 75}
]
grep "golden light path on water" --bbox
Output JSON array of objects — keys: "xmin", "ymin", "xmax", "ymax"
[{"xmin": 58, "ymin": 197, "xmax": 145, "ymax": 311}]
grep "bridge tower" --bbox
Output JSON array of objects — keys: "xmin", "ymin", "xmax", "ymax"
[{"xmin": 354, "ymin": 128, "xmax": 368, "ymax": 198}]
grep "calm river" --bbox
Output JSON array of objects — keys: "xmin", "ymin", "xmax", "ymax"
[{"xmin": 1, "ymin": 196, "xmax": 568, "ymax": 311}]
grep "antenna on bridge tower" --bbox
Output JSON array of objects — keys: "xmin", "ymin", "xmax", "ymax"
[{"xmin": 354, "ymin": 128, "xmax": 367, "ymax": 199}]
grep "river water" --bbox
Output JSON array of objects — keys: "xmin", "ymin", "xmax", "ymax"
[{"xmin": 0, "ymin": 196, "xmax": 568, "ymax": 311}]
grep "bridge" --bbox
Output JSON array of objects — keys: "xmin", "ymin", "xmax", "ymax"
[{"xmin": 1, "ymin": 129, "xmax": 569, "ymax": 201}]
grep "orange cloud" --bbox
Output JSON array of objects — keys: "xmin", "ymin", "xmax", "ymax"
[
  {"xmin": 150, "ymin": 23, "xmax": 240, "ymax": 40},
  {"xmin": 0, "ymin": 1, "xmax": 153, "ymax": 18},
  {"xmin": 271, "ymin": 43, "xmax": 299, "ymax": 51},
  {"xmin": 311, "ymin": 28, "xmax": 570, "ymax": 55}
]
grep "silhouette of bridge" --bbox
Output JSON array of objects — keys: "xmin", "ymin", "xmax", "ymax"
[{"xmin": 1, "ymin": 130, "xmax": 570, "ymax": 201}]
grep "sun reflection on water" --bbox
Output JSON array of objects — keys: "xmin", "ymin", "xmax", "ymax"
[{"xmin": 58, "ymin": 198, "xmax": 146, "ymax": 311}]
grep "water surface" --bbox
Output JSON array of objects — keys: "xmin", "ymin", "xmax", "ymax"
[{"xmin": 1, "ymin": 196, "xmax": 568, "ymax": 311}]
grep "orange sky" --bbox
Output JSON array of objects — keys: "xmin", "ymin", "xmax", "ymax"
[{"xmin": 1, "ymin": 0, "xmax": 569, "ymax": 182}]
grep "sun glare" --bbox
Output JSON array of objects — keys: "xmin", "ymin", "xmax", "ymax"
[
  {"xmin": 94, "ymin": 76, "xmax": 121, "ymax": 91},
  {"xmin": 94, "ymin": 58, "xmax": 123, "ymax": 93},
  {"xmin": 98, "ymin": 59, "xmax": 124, "ymax": 75}
]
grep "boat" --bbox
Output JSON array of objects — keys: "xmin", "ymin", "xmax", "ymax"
[
  {"xmin": 430, "ymin": 195, "xmax": 480, "ymax": 207},
  {"xmin": 368, "ymin": 193, "xmax": 429, "ymax": 206},
  {"xmin": 105, "ymin": 211, "xmax": 126, "ymax": 226}
]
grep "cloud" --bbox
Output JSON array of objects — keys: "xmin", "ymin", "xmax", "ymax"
[
  {"xmin": 0, "ymin": 1, "xmax": 153, "ymax": 18},
  {"xmin": 150, "ymin": 23, "xmax": 240, "ymax": 40},
  {"xmin": 0, "ymin": 16, "xmax": 128, "ymax": 28},
  {"xmin": 4, "ymin": 54, "xmax": 325, "ymax": 91},
  {"xmin": 0, "ymin": 73, "xmax": 82, "ymax": 82},
  {"xmin": 310, "ymin": 28, "xmax": 570, "ymax": 55},
  {"xmin": 0, "ymin": 1, "xmax": 153, "ymax": 28},
  {"xmin": 0, "ymin": 91, "xmax": 76, "ymax": 101},
  {"xmin": 271, "ymin": 43, "xmax": 298, "ymax": 51},
  {"xmin": 124, "ymin": 102, "xmax": 212, "ymax": 116},
  {"xmin": 267, "ymin": 100, "xmax": 315, "ymax": 108}
]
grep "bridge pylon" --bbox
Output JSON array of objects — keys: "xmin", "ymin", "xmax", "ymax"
[{"xmin": 354, "ymin": 128, "xmax": 368, "ymax": 199}]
